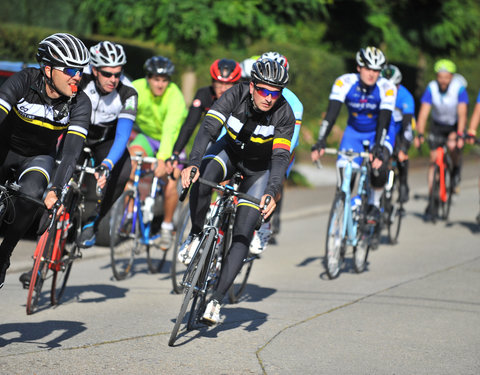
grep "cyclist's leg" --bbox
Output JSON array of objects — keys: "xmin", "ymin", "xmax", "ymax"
[
  {"xmin": 426, "ymin": 127, "xmax": 448, "ymax": 217},
  {"xmin": 0, "ymin": 153, "xmax": 53, "ymax": 287},
  {"xmin": 446, "ymin": 130, "xmax": 461, "ymax": 190}
]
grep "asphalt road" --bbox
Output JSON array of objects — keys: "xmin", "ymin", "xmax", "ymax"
[{"xmin": 1, "ymin": 158, "xmax": 479, "ymax": 374}]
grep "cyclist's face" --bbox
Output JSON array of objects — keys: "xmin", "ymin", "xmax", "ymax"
[
  {"xmin": 93, "ymin": 66, "xmax": 122, "ymax": 93},
  {"xmin": 212, "ymin": 80, "xmax": 234, "ymax": 98},
  {"xmin": 436, "ymin": 72, "xmax": 453, "ymax": 91},
  {"xmin": 358, "ymin": 66, "xmax": 381, "ymax": 86},
  {"xmin": 147, "ymin": 75, "xmax": 170, "ymax": 97},
  {"xmin": 45, "ymin": 65, "xmax": 82, "ymax": 98},
  {"xmin": 250, "ymin": 82, "xmax": 282, "ymax": 112}
]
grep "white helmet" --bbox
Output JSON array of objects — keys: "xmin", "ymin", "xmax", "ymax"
[
  {"xmin": 381, "ymin": 64, "xmax": 402, "ymax": 85},
  {"xmin": 240, "ymin": 57, "xmax": 258, "ymax": 79},
  {"xmin": 90, "ymin": 41, "xmax": 126, "ymax": 67},
  {"xmin": 37, "ymin": 33, "xmax": 90, "ymax": 68},
  {"xmin": 356, "ymin": 46, "xmax": 386, "ymax": 71},
  {"xmin": 260, "ymin": 51, "xmax": 289, "ymax": 71}
]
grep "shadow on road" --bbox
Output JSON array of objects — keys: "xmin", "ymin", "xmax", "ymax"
[
  {"xmin": 0, "ymin": 320, "xmax": 86, "ymax": 349},
  {"xmin": 446, "ymin": 220, "xmax": 480, "ymax": 234},
  {"xmin": 59, "ymin": 283, "xmax": 129, "ymax": 304}
]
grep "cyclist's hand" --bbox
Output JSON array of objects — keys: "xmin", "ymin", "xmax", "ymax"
[
  {"xmin": 456, "ymin": 134, "xmax": 465, "ymax": 149},
  {"xmin": 310, "ymin": 140, "xmax": 326, "ymax": 161},
  {"xmin": 154, "ymin": 159, "xmax": 167, "ymax": 178},
  {"xmin": 466, "ymin": 131, "xmax": 476, "ymax": 145},
  {"xmin": 181, "ymin": 166, "xmax": 200, "ymax": 188},
  {"xmin": 260, "ymin": 194, "xmax": 276, "ymax": 219},
  {"xmin": 166, "ymin": 154, "xmax": 179, "ymax": 175},
  {"xmin": 413, "ymin": 134, "xmax": 424, "ymax": 149},
  {"xmin": 371, "ymin": 156, "xmax": 383, "ymax": 170},
  {"xmin": 95, "ymin": 164, "xmax": 110, "ymax": 190},
  {"xmin": 398, "ymin": 150, "xmax": 409, "ymax": 162},
  {"xmin": 44, "ymin": 190, "xmax": 59, "ymax": 210}
]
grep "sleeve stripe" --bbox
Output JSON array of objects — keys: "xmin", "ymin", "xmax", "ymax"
[
  {"xmin": 67, "ymin": 130, "xmax": 87, "ymax": 139},
  {"xmin": 0, "ymin": 98, "xmax": 11, "ymax": 112},
  {"xmin": 0, "ymin": 105, "xmax": 8, "ymax": 115},
  {"xmin": 273, "ymin": 138, "xmax": 291, "ymax": 149},
  {"xmin": 237, "ymin": 202, "xmax": 260, "ymax": 210},
  {"xmin": 206, "ymin": 109, "xmax": 226, "ymax": 123},
  {"xmin": 68, "ymin": 125, "xmax": 88, "ymax": 136}
]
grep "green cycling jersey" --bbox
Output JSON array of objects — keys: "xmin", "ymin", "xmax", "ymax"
[{"xmin": 132, "ymin": 78, "xmax": 187, "ymax": 160}]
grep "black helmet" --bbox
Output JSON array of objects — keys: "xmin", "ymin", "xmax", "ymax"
[
  {"xmin": 144, "ymin": 56, "xmax": 175, "ymax": 77},
  {"xmin": 251, "ymin": 58, "xmax": 289, "ymax": 88},
  {"xmin": 36, "ymin": 33, "xmax": 90, "ymax": 68}
]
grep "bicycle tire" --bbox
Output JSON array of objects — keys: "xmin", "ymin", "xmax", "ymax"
[
  {"xmin": 441, "ymin": 168, "xmax": 453, "ymax": 221},
  {"xmin": 110, "ymin": 190, "xmax": 138, "ymax": 280},
  {"xmin": 324, "ymin": 191, "xmax": 346, "ymax": 279},
  {"xmin": 146, "ymin": 244, "xmax": 168, "ymax": 274},
  {"xmin": 387, "ymin": 174, "xmax": 403, "ymax": 244},
  {"xmin": 228, "ymin": 259, "xmax": 254, "ymax": 303},
  {"xmin": 429, "ymin": 165, "xmax": 441, "ymax": 223},
  {"xmin": 51, "ymin": 206, "xmax": 81, "ymax": 305},
  {"xmin": 168, "ymin": 230, "xmax": 215, "ymax": 347},
  {"xmin": 26, "ymin": 224, "xmax": 56, "ymax": 315},
  {"xmin": 171, "ymin": 204, "xmax": 191, "ymax": 294},
  {"xmin": 353, "ymin": 198, "xmax": 370, "ymax": 273}
]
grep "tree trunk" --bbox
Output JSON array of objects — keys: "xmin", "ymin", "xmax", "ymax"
[
  {"xmin": 416, "ymin": 51, "xmax": 427, "ymax": 99},
  {"xmin": 181, "ymin": 68, "xmax": 196, "ymax": 105}
]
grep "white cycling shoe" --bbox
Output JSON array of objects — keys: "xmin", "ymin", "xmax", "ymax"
[
  {"xmin": 249, "ymin": 222, "xmax": 272, "ymax": 255},
  {"xmin": 177, "ymin": 235, "xmax": 200, "ymax": 265}
]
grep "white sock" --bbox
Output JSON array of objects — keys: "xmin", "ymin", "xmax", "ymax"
[{"xmin": 161, "ymin": 221, "xmax": 174, "ymax": 230}]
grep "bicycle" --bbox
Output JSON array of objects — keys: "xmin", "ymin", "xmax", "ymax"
[
  {"xmin": 26, "ymin": 148, "xmax": 96, "ymax": 315},
  {"xmin": 168, "ymin": 170, "xmax": 262, "ymax": 346},
  {"xmin": 323, "ymin": 141, "xmax": 374, "ymax": 279},
  {"xmin": 427, "ymin": 139, "xmax": 455, "ymax": 223},
  {"xmin": 109, "ymin": 153, "xmax": 169, "ymax": 280},
  {"xmin": 380, "ymin": 158, "xmax": 404, "ymax": 244}
]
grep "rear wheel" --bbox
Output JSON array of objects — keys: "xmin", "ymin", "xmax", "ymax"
[
  {"xmin": 325, "ymin": 192, "xmax": 346, "ymax": 279},
  {"xmin": 429, "ymin": 166, "xmax": 441, "ymax": 223},
  {"xmin": 387, "ymin": 175, "xmax": 403, "ymax": 244},
  {"xmin": 441, "ymin": 168, "xmax": 453, "ymax": 221},
  {"xmin": 171, "ymin": 204, "xmax": 191, "ymax": 294},
  {"xmin": 110, "ymin": 190, "xmax": 138, "ymax": 280}
]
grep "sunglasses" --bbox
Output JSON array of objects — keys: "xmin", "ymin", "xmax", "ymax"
[
  {"xmin": 54, "ymin": 66, "xmax": 83, "ymax": 78},
  {"xmin": 98, "ymin": 70, "xmax": 122, "ymax": 79},
  {"xmin": 254, "ymin": 84, "xmax": 282, "ymax": 99}
]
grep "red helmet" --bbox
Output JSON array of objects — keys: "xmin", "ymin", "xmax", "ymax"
[{"xmin": 210, "ymin": 59, "xmax": 241, "ymax": 83}]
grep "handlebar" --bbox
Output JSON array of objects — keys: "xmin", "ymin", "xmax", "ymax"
[{"xmin": 198, "ymin": 177, "xmax": 261, "ymax": 206}]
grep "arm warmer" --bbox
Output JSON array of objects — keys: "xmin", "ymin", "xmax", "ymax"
[
  {"xmin": 102, "ymin": 118, "xmax": 133, "ymax": 170},
  {"xmin": 52, "ymin": 132, "xmax": 85, "ymax": 188},
  {"xmin": 375, "ymin": 109, "xmax": 393, "ymax": 147}
]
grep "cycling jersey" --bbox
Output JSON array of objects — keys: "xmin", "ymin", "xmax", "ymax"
[
  {"xmin": 189, "ymin": 82, "xmax": 295, "ymax": 198},
  {"xmin": 0, "ymin": 68, "xmax": 90, "ymax": 188},
  {"xmin": 132, "ymin": 78, "xmax": 187, "ymax": 160},
  {"xmin": 329, "ymin": 73, "xmax": 396, "ymax": 132},
  {"xmin": 173, "ymin": 85, "xmax": 216, "ymax": 154},
  {"xmin": 392, "ymin": 84, "xmax": 415, "ymax": 145},
  {"xmin": 81, "ymin": 66, "xmax": 137, "ymax": 169},
  {"xmin": 421, "ymin": 76, "xmax": 469, "ymax": 127}
]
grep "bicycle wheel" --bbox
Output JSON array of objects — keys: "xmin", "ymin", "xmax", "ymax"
[
  {"xmin": 324, "ymin": 192, "xmax": 346, "ymax": 279},
  {"xmin": 440, "ymin": 168, "xmax": 453, "ymax": 221},
  {"xmin": 387, "ymin": 175, "xmax": 403, "ymax": 244},
  {"xmin": 168, "ymin": 230, "xmax": 215, "ymax": 347},
  {"xmin": 110, "ymin": 190, "xmax": 138, "ymax": 280},
  {"xmin": 26, "ymin": 224, "xmax": 56, "ymax": 315},
  {"xmin": 429, "ymin": 166, "xmax": 441, "ymax": 223},
  {"xmin": 171, "ymin": 204, "xmax": 191, "ymax": 294},
  {"xmin": 51, "ymin": 207, "xmax": 81, "ymax": 305}
]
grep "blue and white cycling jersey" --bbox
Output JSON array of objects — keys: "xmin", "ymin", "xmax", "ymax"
[
  {"xmin": 391, "ymin": 84, "xmax": 415, "ymax": 143},
  {"xmin": 421, "ymin": 76, "xmax": 469, "ymax": 127},
  {"xmin": 476, "ymin": 89, "xmax": 480, "ymax": 104},
  {"xmin": 330, "ymin": 73, "xmax": 396, "ymax": 166}
]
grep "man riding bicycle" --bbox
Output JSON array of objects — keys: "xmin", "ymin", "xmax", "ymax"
[
  {"xmin": 179, "ymin": 58, "xmax": 295, "ymax": 324},
  {"xmin": 129, "ymin": 56, "xmax": 187, "ymax": 250},
  {"xmin": 75, "ymin": 41, "xmax": 138, "ymax": 248},
  {"xmin": 381, "ymin": 64, "xmax": 416, "ymax": 203},
  {"xmin": 414, "ymin": 59, "xmax": 468, "ymax": 221},
  {"xmin": 0, "ymin": 33, "xmax": 91, "ymax": 289},
  {"xmin": 311, "ymin": 46, "xmax": 396, "ymax": 229}
]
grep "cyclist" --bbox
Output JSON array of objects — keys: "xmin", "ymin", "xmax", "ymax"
[
  {"xmin": 466, "ymin": 88, "xmax": 480, "ymax": 224},
  {"xmin": 311, "ymin": 46, "xmax": 396, "ymax": 228},
  {"xmin": 0, "ymin": 33, "xmax": 91, "ymax": 289},
  {"xmin": 414, "ymin": 59, "xmax": 468, "ymax": 221},
  {"xmin": 179, "ymin": 59, "xmax": 294, "ymax": 324},
  {"xmin": 129, "ymin": 56, "xmax": 187, "ymax": 250},
  {"xmin": 167, "ymin": 58, "xmax": 241, "ymax": 169},
  {"xmin": 242, "ymin": 52, "xmax": 304, "ymax": 253},
  {"xmin": 381, "ymin": 64, "xmax": 416, "ymax": 203},
  {"xmin": 75, "ymin": 41, "xmax": 138, "ymax": 248}
]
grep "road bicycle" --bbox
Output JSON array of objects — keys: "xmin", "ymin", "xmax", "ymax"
[
  {"xmin": 323, "ymin": 142, "xmax": 374, "ymax": 279},
  {"xmin": 427, "ymin": 139, "xmax": 455, "ymax": 223},
  {"xmin": 109, "ymin": 154, "xmax": 170, "ymax": 280},
  {"xmin": 380, "ymin": 158, "xmax": 404, "ymax": 244},
  {"xmin": 26, "ymin": 148, "xmax": 96, "ymax": 314},
  {"xmin": 168, "ymin": 170, "xmax": 262, "ymax": 346}
]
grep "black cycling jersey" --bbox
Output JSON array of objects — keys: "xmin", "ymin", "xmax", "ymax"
[
  {"xmin": 80, "ymin": 67, "xmax": 137, "ymax": 144},
  {"xmin": 0, "ymin": 68, "xmax": 91, "ymax": 188},
  {"xmin": 173, "ymin": 85, "xmax": 216, "ymax": 154},
  {"xmin": 189, "ymin": 82, "xmax": 295, "ymax": 198}
]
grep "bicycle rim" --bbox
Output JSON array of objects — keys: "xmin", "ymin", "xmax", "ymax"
[
  {"xmin": 26, "ymin": 228, "xmax": 55, "ymax": 315},
  {"xmin": 325, "ymin": 192, "xmax": 345, "ymax": 279},
  {"xmin": 146, "ymin": 244, "xmax": 167, "ymax": 274},
  {"xmin": 429, "ymin": 166, "xmax": 441, "ymax": 223},
  {"xmin": 110, "ymin": 190, "xmax": 137, "ymax": 280},
  {"xmin": 168, "ymin": 231, "xmax": 215, "ymax": 346},
  {"xmin": 228, "ymin": 260, "xmax": 253, "ymax": 304},
  {"xmin": 387, "ymin": 178, "xmax": 402, "ymax": 244},
  {"xmin": 441, "ymin": 170, "xmax": 453, "ymax": 221},
  {"xmin": 353, "ymin": 233, "xmax": 370, "ymax": 273},
  {"xmin": 171, "ymin": 204, "xmax": 191, "ymax": 294}
]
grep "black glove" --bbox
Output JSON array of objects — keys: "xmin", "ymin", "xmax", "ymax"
[
  {"xmin": 96, "ymin": 164, "xmax": 111, "ymax": 180},
  {"xmin": 372, "ymin": 145, "xmax": 387, "ymax": 162},
  {"xmin": 311, "ymin": 138, "xmax": 326, "ymax": 152}
]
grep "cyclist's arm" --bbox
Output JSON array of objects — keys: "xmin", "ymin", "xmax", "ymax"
[
  {"xmin": 0, "ymin": 69, "xmax": 32, "ymax": 125},
  {"xmin": 468, "ymin": 102, "xmax": 480, "ymax": 137},
  {"xmin": 172, "ymin": 88, "xmax": 207, "ymax": 155},
  {"xmin": 156, "ymin": 86, "xmax": 187, "ymax": 161},
  {"xmin": 375, "ymin": 109, "xmax": 393, "ymax": 148},
  {"xmin": 312, "ymin": 99, "xmax": 342, "ymax": 150},
  {"xmin": 102, "ymin": 118, "xmax": 133, "ymax": 170}
]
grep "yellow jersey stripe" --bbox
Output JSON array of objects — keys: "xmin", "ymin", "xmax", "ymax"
[
  {"xmin": 238, "ymin": 202, "xmax": 260, "ymax": 211},
  {"xmin": 67, "ymin": 130, "xmax": 87, "ymax": 139},
  {"xmin": 13, "ymin": 107, "xmax": 68, "ymax": 131},
  {"xmin": 0, "ymin": 105, "xmax": 8, "ymax": 115},
  {"xmin": 206, "ymin": 113, "xmax": 224, "ymax": 125}
]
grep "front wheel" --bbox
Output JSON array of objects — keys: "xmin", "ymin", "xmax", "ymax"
[
  {"xmin": 324, "ymin": 192, "xmax": 346, "ymax": 279},
  {"xmin": 110, "ymin": 190, "xmax": 138, "ymax": 280},
  {"xmin": 386, "ymin": 177, "xmax": 403, "ymax": 244},
  {"xmin": 171, "ymin": 204, "xmax": 191, "ymax": 294}
]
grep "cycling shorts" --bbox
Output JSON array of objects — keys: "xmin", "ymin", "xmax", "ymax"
[{"xmin": 129, "ymin": 133, "xmax": 160, "ymax": 157}]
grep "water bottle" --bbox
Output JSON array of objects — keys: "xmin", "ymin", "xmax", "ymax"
[{"xmin": 143, "ymin": 196, "xmax": 155, "ymax": 224}]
